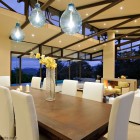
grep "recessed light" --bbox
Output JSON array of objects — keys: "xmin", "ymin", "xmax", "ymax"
[
  {"xmin": 59, "ymin": 40, "xmax": 62, "ymax": 43},
  {"xmin": 120, "ymin": 6, "xmax": 123, "ymax": 10},
  {"xmin": 104, "ymin": 23, "xmax": 106, "ymax": 26},
  {"xmin": 134, "ymin": 20, "xmax": 137, "ymax": 23},
  {"xmin": 116, "ymin": 30, "xmax": 119, "ymax": 33},
  {"xmin": 94, "ymin": 48, "xmax": 96, "ymax": 51},
  {"xmin": 78, "ymin": 44, "xmax": 81, "ymax": 47},
  {"xmin": 117, "ymin": 47, "xmax": 120, "ymax": 50},
  {"xmin": 31, "ymin": 34, "xmax": 35, "ymax": 37},
  {"xmin": 126, "ymin": 36, "xmax": 128, "ymax": 38},
  {"xmin": 86, "ymin": 13, "xmax": 89, "ymax": 16}
]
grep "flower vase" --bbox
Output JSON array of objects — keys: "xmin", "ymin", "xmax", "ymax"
[{"xmin": 45, "ymin": 68, "xmax": 55, "ymax": 101}]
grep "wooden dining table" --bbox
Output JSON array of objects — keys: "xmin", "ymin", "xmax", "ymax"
[{"xmin": 10, "ymin": 86, "xmax": 111, "ymax": 140}]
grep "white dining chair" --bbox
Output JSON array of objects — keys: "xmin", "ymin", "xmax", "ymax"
[
  {"xmin": 0, "ymin": 76, "xmax": 10, "ymax": 87},
  {"xmin": 100, "ymin": 91, "xmax": 134, "ymax": 140},
  {"xmin": 61, "ymin": 79, "xmax": 78, "ymax": 96},
  {"xmin": 31, "ymin": 77, "xmax": 41, "ymax": 89},
  {"xmin": 0, "ymin": 86, "xmax": 14, "ymax": 139},
  {"xmin": 82, "ymin": 82, "xmax": 104, "ymax": 102},
  {"xmin": 11, "ymin": 90, "xmax": 48, "ymax": 140},
  {"xmin": 129, "ymin": 93, "xmax": 140, "ymax": 124}
]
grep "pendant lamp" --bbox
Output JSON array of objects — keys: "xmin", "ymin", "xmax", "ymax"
[
  {"xmin": 60, "ymin": 3, "xmax": 82, "ymax": 35},
  {"xmin": 10, "ymin": 23, "xmax": 25, "ymax": 42},
  {"xmin": 29, "ymin": 1, "xmax": 46, "ymax": 28}
]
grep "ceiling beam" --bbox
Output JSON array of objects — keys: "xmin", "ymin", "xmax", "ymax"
[
  {"xmin": 45, "ymin": 0, "xmax": 125, "ymax": 56},
  {"xmin": 113, "ymin": 26, "xmax": 140, "ymax": 30},
  {"xmin": 0, "ymin": 0, "xmax": 16, "ymax": 12},
  {"xmin": 83, "ymin": 0, "xmax": 124, "ymax": 23},
  {"xmin": 18, "ymin": 32, "xmax": 63, "ymax": 58},
  {"xmin": 21, "ymin": 0, "xmax": 55, "ymax": 29},
  {"xmin": 116, "ymin": 37, "xmax": 140, "ymax": 47},
  {"xmin": 116, "ymin": 33, "xmax": 140, "ymax": 37},
  {"xmin": 76, "ymin": 0, "xmax": 116, "ymax": 10},
  {"xmin": 118, "ymin": 43, "xmax": 140, "ymax": 52},
  {"xmin": 50, "ymin": 16, "xmax": 140, "ymax": 56},
  {"xmin": 19, "ymin": 0, "xmax": 121, "ymax": 58},
  {"xmin": 86, "ymin": 14, "xmax": 140, "ymax": 23},
  {"xmin": 73, "ymin": 28, "xmax": 140, "ymax": 53}
]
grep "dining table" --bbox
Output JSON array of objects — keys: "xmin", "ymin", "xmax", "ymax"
[{"xmin": 10, "ymin": 86, "xmax": 111, "ymax": 140}]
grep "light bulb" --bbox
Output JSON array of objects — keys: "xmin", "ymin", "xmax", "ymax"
[
  {"xmin": 29, "ymin": 3, "xmax": 46, "ymax": 28},
  {"xmin": 10, "ymin": 23, "xmax": 25, "ymax": 42},
  {"xmin": 35, "ymin": 12, "xmax": 41, "ymax": 23},
  {"xmin": 60, "ymin": 3, "xmax": 82, "ymax": 35},
  {"xmin": 68, "ymin": 12, "xmax": 75, "ymax": 29}
]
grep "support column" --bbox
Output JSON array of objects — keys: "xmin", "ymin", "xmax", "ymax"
[{"xmin": 103, "ymin": 31, "xmax": 115, "ymax": 78}]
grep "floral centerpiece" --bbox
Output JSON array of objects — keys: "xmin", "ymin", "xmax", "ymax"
[{"xmin": 36, "ymin": 53, "xmax": 57, "ymax": 101}]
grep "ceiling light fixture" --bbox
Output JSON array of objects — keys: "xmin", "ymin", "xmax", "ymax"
[
  {"xmin": 134, "ymin": 20, "xmax": 137, "ymax": 23},
  {"xmin": 32, "ymin": 34, "xmax": 35, "ymax": 37},
  {"xmin": 86, "ymin": 13, "xmax": 89, "ymax": 16},
  {"xmin": 29, "ymin": 0, "xmax": 46, "ymax": 28},
  {"xmin": 104, "ymin": 23, "xmax": 106, "ymax": 26},
  {"xmin": 60, "ymin": 3, "xmax": 82, "ymax": 35},
  {"xmin": 10, "ymin": 22, "xmax": 25, "ymax": 42},
  {"xmin": 116, "ymin": 30, "xmax": 119, "ymax": 33},
  {"xmin": 59, "ymin": 40, "xmax": 62, "ymax": 43},
  {"xmin": 120, "ymin": 6, "xmax": 123, "ymax": 10}
]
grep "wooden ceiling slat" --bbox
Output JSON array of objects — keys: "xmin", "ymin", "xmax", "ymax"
[
  {"xmin": 74, "ymin": 28, "xmax": 140, "ymax": 53},
  {"xmin": 83, "ymin": 0, "xmax": 124, "ymax": 23},
  {"xmin": 86, "ymin": 14, "xmax": 140, "ymax": 23},
  {"xmin": 76, "ymin": 0, "xmax": 116, "ymax": 10},
  {"xmin": 18, "ymin": 32, "xmax": 63, "ymax": 58},
  {"xmin": 52, "ymin": 16, "xmax": 140, "ymax": 56},
  {"xmin": 116, "ymin": 37, "xmax": 140, "ymax": 47}
]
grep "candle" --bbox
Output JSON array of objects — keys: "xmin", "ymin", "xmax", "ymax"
[
  {"xmin": 19, "ymin": 85, "xmax": 23, "ymax": 91},
  {"xmin": 26, "ymin": 84, "xmax": 30, "ymax": 92},
  {"xmin": 16, "ymin": 88, "xmax": 20, "ymax": 91}
]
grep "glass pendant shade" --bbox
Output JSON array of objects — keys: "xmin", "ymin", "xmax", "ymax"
[
  {"xmin": 29, "ymin": 3, "xmax": 46, "ymax": 28},
  {"xmin": 60, "ymin": 3, "xmax": 82, "ymax": 35},
  {"xmin": 10, "ymin": 23, "xmax": 25, "ymax": 42}
]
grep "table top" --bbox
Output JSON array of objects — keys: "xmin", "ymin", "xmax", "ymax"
[{"xmin": 10, "ymin": 86, "xmax": 111, "ymax": 140}]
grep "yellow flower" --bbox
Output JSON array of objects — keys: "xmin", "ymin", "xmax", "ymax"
[
  {"xmin": 36, "ymin": 55, "xmax": 57, "ymax": 69},
  {"xmin": 41, "ymin": 55, "xmax": 45, "ymax": 59},
  {"xmin": 36, "ymin": 53, "xmax": 40, "ymax": 59}
]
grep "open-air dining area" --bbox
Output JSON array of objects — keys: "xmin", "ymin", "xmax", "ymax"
[{"xmin": 0, "ymin": 0, "xmax": 140, "ymax": 140}]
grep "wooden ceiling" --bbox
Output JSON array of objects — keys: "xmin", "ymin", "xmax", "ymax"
[{"xmin": 0, "ymin": 0, "xmax": 140, "ymax": 60}]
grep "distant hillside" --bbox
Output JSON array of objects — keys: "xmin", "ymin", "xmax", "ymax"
[{"xmin": 22, "ymin": 68, "xmax": 39, "ymax": 75}]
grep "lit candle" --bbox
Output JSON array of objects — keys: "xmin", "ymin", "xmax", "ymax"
[
  {"xmin": 16, "ymin": 88, "xmax": 20, "ymax": 91},
  {"xmin": 26, "ymin": 84, "xmax": 30, "ymax": 92},
  {"xmin": 19, "ymin": 85, "xmax": 23, "ymax": 91}
]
